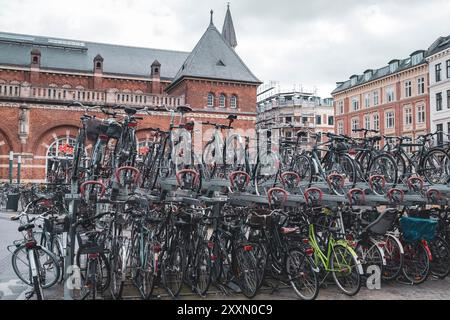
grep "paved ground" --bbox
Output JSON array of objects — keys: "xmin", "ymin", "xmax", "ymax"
[
  {"xmin": 0, "ymin": 211, "xmax": 29, "ymax": 299},
  {"xmin": 1, "ymin": 209, "xmax": 450, "ymax": 300}
]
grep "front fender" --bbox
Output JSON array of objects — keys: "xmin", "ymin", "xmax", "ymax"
[{"xmin": 335, "ymin": 239, "xmax": 365, "ymax": 275}]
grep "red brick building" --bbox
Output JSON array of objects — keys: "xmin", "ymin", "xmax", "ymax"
[
  {"xmin": 0, "ymin": 7, "xmax": 261, "ymax": 182},
  {"xmin": 332, "ymin": 50, "xmax": 430, "ymax": 148}
]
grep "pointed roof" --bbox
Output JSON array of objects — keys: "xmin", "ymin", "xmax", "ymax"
[
  {"xmin": 166, "ymin": 13, "xmax": 260, "ymax": 91},
  {"xmin": 222, "ymin": 4, "xmax": 237, "ymax": 49}
]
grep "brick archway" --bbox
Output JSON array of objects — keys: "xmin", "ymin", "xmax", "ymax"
[{"xmin": 31, "ymin": 125, "xmax": 79, "ymax": 181}]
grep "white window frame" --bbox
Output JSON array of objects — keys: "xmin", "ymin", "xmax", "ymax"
[
  {"xmin": 417, "ymin": 105, "xmax": 425, "ymax": 124},
  {"xmin": 352, "ymin": 97, "xmax": 360, "ymax": 111},
  {"xmin": 373, "ymin": 91, "xmax": 379, "ymax": 106},
  {"xmin": 373, "ymin": 114, "xmax": 380, "ymax": 131},
  {"xmin": 364, "ymin": 115, "xmax": 370, "ymax": 130},
  {"xmin": 207, "ymin": 93, "xmax": 215, "ymax": 107},
  {"xmin": 364, "ymin": 94, "xmax": 370, "ymax": 108},
  {"xmin": 386, "ymin": 111, "xmax": 395, "ymax": 129},
  {"xmin": 404, "ymin": 107, "xmax": 412, "ymax": 125},
  {"xmin": 351, "ymin": 118, "xmax": 359, "ymax": 132}
]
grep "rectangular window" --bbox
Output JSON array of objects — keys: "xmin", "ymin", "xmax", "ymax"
[
  {"xmin": 386, "ymin": 87, "xmax": 395, "ymax": 102},
  {"xmin": 286, "ymin": 116, "xmax": 292, "ymax": 123},
  {"xmin": 364, "ymin": 115, "xmax": 370, "ymax": 130},
  {"xmin": 339, "ymin": 101, "xmax": 344, "ymax": 114},
  {"xmin": 373, "ymin": 114, "xmax": 380, "ymax": 131},
  {"xmin": 351, "ymin": 118, "xmax": 359, "ymax": 132},
  {"xmin": 418, "ymin": 77, "xmax": 425, "ymax": 95},
  {"xmin": 417, "ymin": 105, "xmax": 425, "ymax": 124},
  {"xmin": 373, "ymin": 91, "xmax": 379, "ymax": 106},
  {"xmin": 447, "ymin": 60, "xmax": 450, "ymax": 79},
  {"xmin": 364, "ymin": 94, "xmax": 370, "ymax": 108},
  {"xmin": 337, "ymin": 121, "xmax": 344, "ymax": 135},
  {"xmin": 437, "ymin": 124, "xmax": 444, "ymax": 146},
  {"xmin": 448, "ymin": 122, "xmax": 450, "ymax": 141},
  {"xmin": 447, "ymin": 90, "xmax": 450, "ymax": 109},
  {"xmin": 436, "ymin": 63, "xmax": 442, "ymax": 82},
  {"xmin": 386, "ymin": 111, "xmax": 395, "ymax": 129},
  {"xmin": 405, "ymin": 81, "xmax": 412, "ymax": 98},
  {"xmin": 352, "ymin": 97, "xmax": 359, "ymax": 111},
  {"xmin": 315, "ymin": 115, "xmax": 321, "ymax": 125},
  {"xmin": 328, "ymin": 116, "xmax": 334, "ymax": 126},
  {"xmin": 405, "ymin": 108, "xmax": 412, "ymax": 125},
  {"xmin": 437, "ymin": 92, "xmax": 443, "ymax": 111}
]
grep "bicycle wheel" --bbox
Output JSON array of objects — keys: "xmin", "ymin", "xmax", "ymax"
[
  {"xmin": 11, "ymin": 245, "xmax": 60, "ymax": 289},
  {"xmin": 110, "ymin": 240, "xmax": 125, "ymax": 299},
  {"xmin": 382, "ymin": 234, "xmax": 403, "ymax": 281},
  {"xmin": 368, "ymin": 153, "xmax": 398, "ymax": 184},
  {"xmin": 251, "ymin": 241, "xmax": 268, "ymax": 290},
  {"xmin": 234, "ymin": 246, "xmax": 258, "ymax": 298},
  {"xmin": 421, "ymin": 149, "xmax": 450, "ymax": 184},
  {"xmin": 356, "ymin": 240, "xmax": 384, "ymax": 276},
  {"xmin": 286, "ymin": 249, "xmax": 319, "ymax": 300},
  {"xmin": 161, "ymin": 246, "xmax": 185, "ymax": 297},
  {"xmin": 194, "ymin": 242, "xmax": 212, "ymax": 296},
  {"xmin": 76, "ymin": 251, "xmax": 111, "ymax": 293},
  {"xmin": 429, "ymin": 237, "xmax": 450, "ymax": 279},
  {"xmin": 330, "ymin": 244, "xmax": 361, "ymax": 296},
  {"xmin": 143, "ymin": 241, "xmax": 158, "ymax": 299},
  {"xmin": 292, "ymin": 155, "xmax": 313, "ymax": 186},
  {"xmin": 402, "ymin": 241, "xmax": 430, "ymax": 284}
]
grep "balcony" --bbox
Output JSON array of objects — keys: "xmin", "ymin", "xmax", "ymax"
[{"xmin": 0, "ymin": 83, "xmax": 185, "ymax": 108}]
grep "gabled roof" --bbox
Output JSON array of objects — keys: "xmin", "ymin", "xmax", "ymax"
[
  {"xmin": 166, "ymin": 21, "xmax": 261, "ymax": 91},
  {"xmin": 222, "ymin": 4, "xmax": 237, "ymax": 49},
  {"xmin": 0, "ymin": 31, "xmax": 189, "ymax": 80},
  {"xmin": 427, "ymin": 35, "xmax": 450, "ymax": 57}
]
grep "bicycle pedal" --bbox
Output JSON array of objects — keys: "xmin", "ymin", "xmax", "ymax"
[{"xmin": 25, "ymin": 290, "xmax": 34, "ymax": 300}]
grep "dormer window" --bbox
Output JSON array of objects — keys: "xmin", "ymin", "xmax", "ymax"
[
  {"xmin": 389, "ymin": 60, "xmax": 399, "ymax": 73},
  {"xmin": 217, "ymin": 60, "xmax": 226, "ymax": 66},
  {"xmin": 364, "ymin": 70, "xmax": 373, "ymax": 81},
  {"xmin": 33, "ymin": 56, "xmax": 39, "ymax": 64},
  {"xmin": 350, "ymin": 75, "xmax": 358, "ymax": 86},
  {"xmin": 411, "ymin": 52, "xmax": 424, "ymax": 66},
  {"xmin": 93, "ymin": 54, "xmax": 104, "ymax": 73}
]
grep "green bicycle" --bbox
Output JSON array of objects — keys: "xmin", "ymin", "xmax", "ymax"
[{"xmin": 308, "ymin": 219, "xmax": 364, "ymax": 296}]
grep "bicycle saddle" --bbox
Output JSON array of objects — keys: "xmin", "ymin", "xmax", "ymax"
[
  {"xmin": 18, "ymin": 223, "xmax": 35, "ymax": 232},
  {"xmin": 176, "ymin": 105, "xmax": 192, "ymax": 113}
]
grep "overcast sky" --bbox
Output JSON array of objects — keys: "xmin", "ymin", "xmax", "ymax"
[{"xmin": 1, "ymin": 0, "xmax": 450, "ymax": 97}]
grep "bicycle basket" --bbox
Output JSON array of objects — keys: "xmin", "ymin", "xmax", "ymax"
[
  {"xmin": 86, "ymin": 118, "xmax": 103, "ymax": 141},
  {"xmin": 400, "ymin": 216, "xmax": 437, "ymax": 244},
  {"xmin": 105, "ymin": 122, "xmax": 122, "ymax": 139}
]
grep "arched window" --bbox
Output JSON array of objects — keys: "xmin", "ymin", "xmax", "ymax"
[
  {"xmin": 96, "ymin": 61, "xmax": 102, "ymax": 69},
  {"xmin": 219, "ymin": 94, "xmax": 226, "ymax": 108},
  {"xmin": 207, "ymin": 93, "xmax": 215, "ymax": 108},
  {"xmin": 46, "ymin": 136, "xmax": 76, "ymax": 183},
  {"xmin": 230, "ymin": 95, "xmax": 238, "ymax": 109}
]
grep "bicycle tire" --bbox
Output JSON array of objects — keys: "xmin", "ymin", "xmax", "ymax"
[
  {"xmin": 11, "ymin": 245, "xmax": 60, "ymax": 289},
  {"xmin": 286, "ymin": 249, "xmax": 319, "ymax": 300},
  {"xmin": 330, "ymin": 244, "xmax": 361, "ymax": 296},
  {"xmin": 429, "ymin": 236, "xmax": 450, "ymax": 279}
]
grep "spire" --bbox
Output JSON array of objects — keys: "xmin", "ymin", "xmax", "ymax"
[
  {"xmin": 222, "ymin": 3, "xmax": 237, "ymax": 49},
  {"xmin": 209, "ymin": 9, "xmax": 214, "ymax": 27}
]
